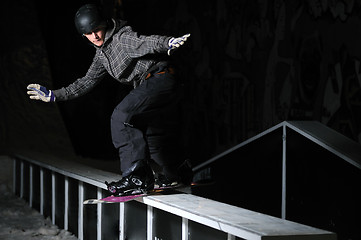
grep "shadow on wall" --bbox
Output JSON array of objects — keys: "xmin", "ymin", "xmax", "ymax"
[{"xmin": 0, "ymin": 156, "xmax": 14, "ymax": 191}]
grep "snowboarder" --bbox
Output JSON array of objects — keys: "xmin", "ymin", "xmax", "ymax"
[{"xmin": 27, "ymin": 4, "xmax": 192, "ymax": 196}]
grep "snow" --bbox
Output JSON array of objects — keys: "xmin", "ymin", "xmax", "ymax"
[{"xmin": 0, "ymin": 184, "xmax": 78, "ymax": 240}]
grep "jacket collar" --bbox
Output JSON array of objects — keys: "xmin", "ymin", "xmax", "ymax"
[{"xmin": 96, "ymin": 19, "xmax": 127, "ymax": 48}]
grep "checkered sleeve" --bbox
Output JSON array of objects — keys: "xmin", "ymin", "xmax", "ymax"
[
  {"xmin": 52, "ymin": 55, "xmax": 107, "ymax": 101},
  {"xmin": 120, "ymin": 28, "xmax": 171, "ymax": 58}
]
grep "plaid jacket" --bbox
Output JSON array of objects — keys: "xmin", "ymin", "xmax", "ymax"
[{"xmin": 53, "ymin": 19, "xmax": 171, "ymax": 101}]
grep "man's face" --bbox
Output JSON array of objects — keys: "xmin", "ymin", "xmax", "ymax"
[{"xmin": 83, "ymin": 27, "xmax": 106, "ymax": 47}]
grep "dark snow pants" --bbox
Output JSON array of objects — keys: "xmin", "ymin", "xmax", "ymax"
[{"xmin": 110, "ymin": 70, "xmax": 184, "ymax": 179}]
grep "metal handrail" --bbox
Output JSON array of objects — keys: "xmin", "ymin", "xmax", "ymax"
[{"xmin": 12, "ymin": 153, "xmax": 336, "ymax": 240}]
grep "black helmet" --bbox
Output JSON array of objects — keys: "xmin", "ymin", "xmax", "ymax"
[{"xmin": 74, "ymin": 4, "xmax": 107, "ymax": 35}]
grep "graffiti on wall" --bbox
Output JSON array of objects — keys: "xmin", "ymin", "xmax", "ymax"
[{"xmin": 138, "ymin": 0, "xmax": 361, "ymax": 158}]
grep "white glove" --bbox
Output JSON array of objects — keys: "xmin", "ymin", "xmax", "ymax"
[
  {"xmin": 168, "ymin": 33, "xmax": 191, "ymax": 55},
  {"xmin": 27, "ymin": 84, "xmax": 56, "ymax": 102}
]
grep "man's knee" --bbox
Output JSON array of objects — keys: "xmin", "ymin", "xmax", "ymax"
[{"xmin": 111, "ymin": 104, "xmax": 131, "ymax": 125}]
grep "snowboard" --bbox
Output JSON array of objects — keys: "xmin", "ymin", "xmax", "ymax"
[
  {"xmin": 83, "ymin": 194, "xmax": 144, "ymax": 204},
  {"xmin": 83, "ymin": 185, "xmax": 184, "ymax": 205},
  {"xmin": 83, "ymin": 181, "xmax": 211, "ymax": 204}
]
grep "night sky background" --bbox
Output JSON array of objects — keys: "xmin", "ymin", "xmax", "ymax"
[{"xmin": 1, "ymin": 0, "xmax": 361, "ymax": 239}]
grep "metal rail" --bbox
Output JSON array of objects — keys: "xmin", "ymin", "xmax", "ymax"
[
  {"xmin": 12, "ymin": 153, "xmax": 336, "ymax": 240},
  {"xmin": 192, "ymin": 121, "xmax": 361, "ymax": 220}
]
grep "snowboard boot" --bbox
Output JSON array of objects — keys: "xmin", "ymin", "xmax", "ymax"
[
  {"xmin": 106, "ymin": 163, "xmax": 154, "ymax": 196},
  {"xmin": 154, "ymin": 174, "xmax": 180, "ymax": 189},
  {"xmin": 154, "ymin": 159, "xmax": 193, "ymax": 189},
  {"xmin": 177, "ymin": 159, "xmax": 194, "ymax": 186}
]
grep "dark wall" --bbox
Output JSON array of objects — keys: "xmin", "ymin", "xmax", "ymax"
[
  {"xmin": 126, "ymin": 0, "xmax": 361, "ymax": 164},
  {"xmin": 0, "ymin": 0, "xmax": 74, "ymax": 155},
  {"xmin": 2, "ymin": 0, "xmax": 361, "ymax": 165}
]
